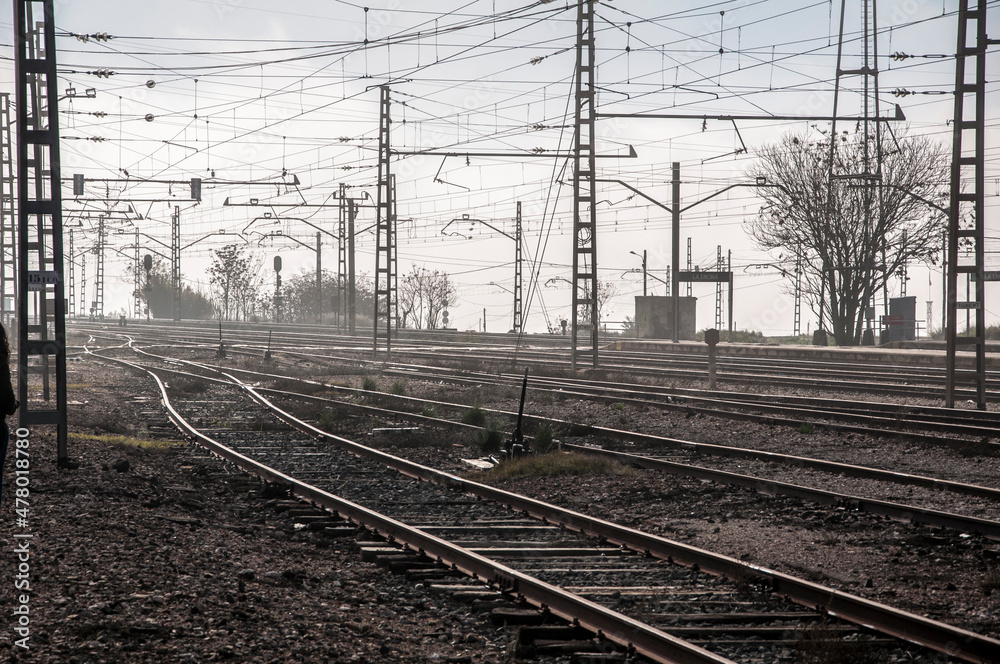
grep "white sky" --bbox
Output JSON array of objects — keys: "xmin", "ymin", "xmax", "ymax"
[{"xmin": 0, "ymin": 0, "xmax": 997, "ymax": 335}]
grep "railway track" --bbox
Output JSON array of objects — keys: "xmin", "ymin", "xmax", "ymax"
[
  {"xmin": 73, "ymin": 324, "xmax": 1000, "ymax": 450},
  {"xmin": 88, "ymin": 335, "xmax": 1000, "ymax": 537},
  {"xmin": 71, "ymin": 321, "xmax": 1000, "ymax": 401},
  {"xmin": 79, "ymin": 337, "xmax": 1000, "ymax": 663}
]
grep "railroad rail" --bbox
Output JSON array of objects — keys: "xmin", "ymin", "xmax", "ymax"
[{"xmin": 79, "ymin": 337, "xmax": 1000, "ymax": 662}]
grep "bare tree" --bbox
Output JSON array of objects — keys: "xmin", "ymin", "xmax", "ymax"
[
  {"xmin": 397, "ymin": 265, "xmax": 457, "ymax": 329},
  {"xmin": 209, "ymin": 244, "xmax": 264, "ymax": 321},
  {"xmin": 747, "ymin": 128, "xmax": 948, "ymax": 345},
  {"xmin": 578, "ymin": 281, "xmax": 619, "ymax": 329}
]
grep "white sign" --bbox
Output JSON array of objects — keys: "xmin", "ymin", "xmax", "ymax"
[{"xmin": 26, "ymin": 270, "xmax": 60, "ymax": 290}]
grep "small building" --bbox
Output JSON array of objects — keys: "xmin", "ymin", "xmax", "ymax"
[{"xmin": 635, "ymin": 296, "xmax": 697, "ymax": 340}]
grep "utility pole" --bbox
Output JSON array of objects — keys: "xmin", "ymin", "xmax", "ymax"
[
  {"xmin": 171, "ymin": 205, "xmax": 181, "ymax": 321},
  {"xmin": 900, "ymin": 230, "xmax": 908, "ymax": 297},
  {"xmin": 68, "ymin": 229, "xmax": 74, "ymax": 317},
  {"xmin": 686, "ymin": 237, "xmax": 692, "ymax": 297},
  {"xmin": 570, "ymin": 0, "xmax": 598, "ymax": 370},
  {"xmin": 95, "ymin": 215, "xmax": 105, "ymax": 318},
  {"xmin": 315, "ymin": 231, "xmax": 322, "ymax": 324},
  {"xmin": 513, "ymin": 201, "xmax": 523, "ymax": 333},
  {"xmin": 15, "ymin": 0, "xmax": 68, "ymax": 465},
  {"xmin": 337, "ymin": 183, "xmax": 347, "ymax": 332},
  {"xmin": 133, "ymin": 225, "xmax": 141, "ymax": 318},
  {"xmin": 715, "ymin": 245, "xmax": 723, "ymax": 330},
  {"xmin": 671, "ymin": 162, "xmax": 680, "ymax": 343},
  {"xmin": 374, "ymin": 85, "xmax": 395, "ymax": 357},
  {"xmin": 0, "ymin": 93, "xmax": 15, "ymax": 331},
  {"xmin": 946, "ymin": 0, "xmax": 992, "ymax": 409},
  {"xmin": 829, "ymin": 0, "xmax": 884, "ymax": 345},
  {"xmin": 793, "ymin": 251, "xmax": 803, "ymax": 337}
]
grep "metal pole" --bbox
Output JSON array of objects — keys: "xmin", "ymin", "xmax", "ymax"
[
  {"xmin": 728, "ymin": 249, "xmax": 733, "ymax": 339},
  {"xmin": 570, "ymin": 0, "xmax": 599, "ymax": 369},
  {"xmin": 348, "ymin": 198, "xmax": 357, "ymax": 335},
  {"xmin": 316, "ymin": 231, "xmax": 322, "ymax": 324},
  {"xmin": 514, "ymin": 201, "xmax": 523, "ymax": 333},
  {"xmin": 642, "ymin": 249, "xmax": 647, "ymax": 296},
  {"xmin": 15, "ymin": 0, "xmax": 69, "ymax": 464},
  {"xmin": 172, "ymin": 205, "xmax": 180, "ymax": 321},
  {"xmin": 671, "ymin": 162, "xmax": 680, "ymax": 343}
]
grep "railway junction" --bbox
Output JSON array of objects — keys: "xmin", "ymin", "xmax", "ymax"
[
  {"xmin": 2, "ymin": 1, "xmax": 1000, "ymax": 662},
  {"xmin": 1, "ymin": 320, "xmax": 996, "ymax": 663}
]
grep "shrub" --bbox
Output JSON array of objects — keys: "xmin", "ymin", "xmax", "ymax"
[
  {"xmin": 390, "ymin": 380, "xmax": 407, "ymax": 396},
  {"xmin": 420, "ymin": 405, "xmax": 438, "ymax": 418},
  {"xmin": 475, "ymin": 420, "xmax": 504, "ymax": 454},
  {"xmin": 318, "ymin": 409, "xmax": 338, "ymax": 431},
  {"xmin": 461, "ymin": 405, "xmax": 488, "ymax": 427},
  {"xmin": 362, "ymin": 376, "xmax": 378, "ymax": 391},
  {"xmin": 532, "ymin": 421, "xmax": 555, "ymax": 453},
  {"xmin": 799, "ymin": 422, "xmax": 815, "ymax": 434}
]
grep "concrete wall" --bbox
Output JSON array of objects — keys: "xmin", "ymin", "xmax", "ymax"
[{"xmin": 635, "ymin": 296, "xmax": 697, "ymax": 340}]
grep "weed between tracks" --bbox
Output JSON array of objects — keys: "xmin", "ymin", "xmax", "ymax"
[
  {"xmin": 71, "ymin": 433, "xmax": 185, "ymax": 450},
  {"xmin": 167, "ymin": 376, "xmax": 211, "ymax": 396},
  {"xmin": 474, "ymin": 420, "xmax": 505, "ymax": 454},
  {"xmin": 480, "ymin": 452, "xmax": 637, "ymax": 480},
  {"xmin": 461, "ymin": 405, "xmax": 488, "ymax": 427}
]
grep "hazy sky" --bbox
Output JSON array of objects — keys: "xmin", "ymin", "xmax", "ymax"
[{"xmin": 0, "ymin": 0, "xmax": 996, "ymax": 334}]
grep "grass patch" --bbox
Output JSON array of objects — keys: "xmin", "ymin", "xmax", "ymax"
[
  {"xmin": 798, "ymin": 422, "xmax": 815, "ymax": 435},
  {"xmin": 532, "ymin": 421, "xmax": 555, "ymax": 453},
  {"xmin": 611, "ymin": 402, "xmax": 625, "ymax": 412},
  {"xmin": 361, "ymin": 375, "xmax": 378, "ymax": 391},
  {"xmin": 482, "ymin": 452, "xmax": 637, "ymax": 480},
  {"xmin": 475, "ymin": 420, "xmax": 505, "ymax": 455},
  {"xmin": 461, "ymin": 405, "xmax": 488, "ymax": 427},
  {"xmin": 421, "ymin": 405, "xmax": 438, "ymax": 418},
  {"xmin": 390, "ymin": 380, "xmax": 407, "ymax": 396},
  {"xmin": 168, "ymin": 376, "xmax": 210, "ymax": 397},
  {"xmin": 71, "ymin": 433, "xmax": 183, "ymax": 450}
]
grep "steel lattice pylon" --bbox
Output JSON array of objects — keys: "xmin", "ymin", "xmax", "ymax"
[
  {"xmin": 337, "ymin": 183, "xmax": 347, "ymax": 333},
  {"xmin": 373, "ymin": 85, "xmax": 395, "ymax": 356},
  {"xmin": 171, "ymin": 205, "xmax": 180, "ymax": 321},
  {"xmin": 571, "ymin": 0, "xmax": 598, "ymax": 370},
  {"xmin": 513, "ymin": 202, "xmax": 523, "ymax": 333},
  {"xmin": 946, "ymin": 0, "xmax": 990, "ymax": 409},
  {"xmin": 0, "ymin": 93, "xmax": 15, "ymax": 331},
  {"xmin": 14, "ymin": 0, "xmax": 68, "ymax": 463}
]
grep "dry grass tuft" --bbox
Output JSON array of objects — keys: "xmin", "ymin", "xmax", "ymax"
[
  {"xmin": 482, "ymin": 452, "xmax": 637, "ymax": 480},
  {"xmin": 71, "ymin": 433, "xmax": 184, "ymax": 450}
]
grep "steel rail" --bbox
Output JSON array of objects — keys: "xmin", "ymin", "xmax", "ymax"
[
  {"xmin": 85, "ymin": 350, "xmax": 736, "ymax": 664},
  {"xmin": 241, "ymin": 381, "xmax": 1000, "ymax": 539},
  {"xmin": 113, "ymin": 344, "xmax": 1000, "ymax": 504},
  {"xmin": 220, "ymin": 370, "xmax": 1000, "ymax": 663},
  {"xmin": 502, "ymin": 373, "xmax": 1000, "ymax": 440},
  {"xmin": 560, "ymin": 444, "xmax": 1000, "ymax": 539},
  {"xmin": 378, "ymin": 365, "xmax": 994, "ymax": 447},
  {"xmin": 92, "ymin": 339, "xmax": 1000, "ymax": 661},
  {"xmin": 77, "ymin": 323, "xmax": 1000, "ymax": 400}
]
